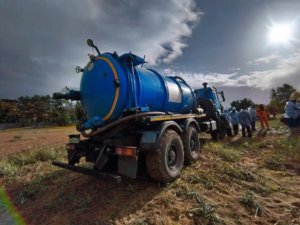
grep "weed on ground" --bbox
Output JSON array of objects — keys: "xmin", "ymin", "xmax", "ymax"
[{"xmin": 240, "ymin": 191, "xmax": 263, "ymax": 217}]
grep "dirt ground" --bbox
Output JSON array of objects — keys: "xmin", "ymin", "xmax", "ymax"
[
  {"xmin": 0, "ymin": 126, "xmax": 76, "ymax": 156},
  {"xmin": 1, "ymin": 122, "xmax": 300, "ymax": 225}
]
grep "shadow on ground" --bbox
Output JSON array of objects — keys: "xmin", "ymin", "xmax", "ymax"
[{"xmin": 7, "ymin": 169, "xmax": 162, "ymax": 225}]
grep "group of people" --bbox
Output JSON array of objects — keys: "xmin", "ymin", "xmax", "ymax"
[
  {"xmin": 225, "ymin": 104, "xmax": 270, "ymax": 138},
  {"xmin": 223, "ymin": 90, "xmax": 300, "ymax": 138}
]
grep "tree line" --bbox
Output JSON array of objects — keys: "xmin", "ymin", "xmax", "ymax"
[
  {"xmin": 0, "ymin": 83, "xmax": 296, "ymax": 126},
  {"xmin": 229, "ymin": 83, "xmax": 296, "ymax": 115},
  {"xmin": 0, "ymin": 95, "xmax": 83, "ymax": 126}
]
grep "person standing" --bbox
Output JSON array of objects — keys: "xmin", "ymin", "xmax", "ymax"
[
  {"xmin": 248, "ymin": 106, "xmax": 257, "ymax": 131},
  {"xmin": 291, "ymin": 91, "xmax": 300, "ymax": 126},
  {"xmin": 297, "ymin": 97, "xmax": 300, "ymax": 126},
  {"xmin": 284, "ymin": 94, "xmax": 300, "ymax": 128},
  {"xmin": 229, "ymin": 107, "xmax": 239, "ymax": 135},
  {"xmin": 256, "ymin": 104, "xmax": 270, "ymax": 130},
  {"xmin": 223, "ymin": 108, "xmax": 233, "ymax": 136},
  {"xmin": 238, "ymin": 108, "xmax": 252, "ymax": 137}
]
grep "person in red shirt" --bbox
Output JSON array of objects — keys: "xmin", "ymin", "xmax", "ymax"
[{"xmin": 256, "ymin": 104, "xmax": 270, "ymax": 129}]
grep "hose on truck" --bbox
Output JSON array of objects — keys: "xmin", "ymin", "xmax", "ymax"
[{"xmin": 81, "ymin": 111, "xmax": 166, "ymax": 138}]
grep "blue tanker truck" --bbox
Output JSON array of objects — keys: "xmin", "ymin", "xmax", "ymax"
[{"xmin": 52, "ymin": 39, "xmax": 229, "ymax": 183}]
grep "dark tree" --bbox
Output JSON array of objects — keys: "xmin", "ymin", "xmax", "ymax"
[
  {"xmin": 18, "ymin": 95, "xmax": 51, "ymax": 125},
  {"xmin": 49, "ymin": 98, "xmax": 75, "ymax": 126},
  {"xmin": 269, "ymin": 83, "xmax": 296, "ymax": 113},
  {"xmin": 230, "ymin": 98, "xmax": 255, "ymax": 111},
  {"xmin": 0, "ymin": 99, "xmax": 20, "ymax": 123},
  {"xmin": 74, "ymin": 102, "xmax": 87, "ymax": 122},
  {"xmin": 0, "ymin": 95, "xmax": 77, "ymax": 126}
]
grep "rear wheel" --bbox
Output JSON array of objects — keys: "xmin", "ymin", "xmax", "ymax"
[
  {"xmin": 146, "ymin": 129, "xmax": 184, "ymax": 182},
  {"xmin": 182, "ymin": 126, "xmax": 201, "ymax": 164}
]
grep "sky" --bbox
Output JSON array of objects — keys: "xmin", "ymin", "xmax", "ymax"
[{"xmin": 0, "ymin": 0, "xmax": 300, "ymax": 105}]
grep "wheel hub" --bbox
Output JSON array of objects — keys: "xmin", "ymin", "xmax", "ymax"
[
  {"xmin": 190, "ymin": 138, "xmax": 195, "ymax": 151},
  {"xmin": 167, "ymin": 145, "xmax": 177, "ymax": 168}
]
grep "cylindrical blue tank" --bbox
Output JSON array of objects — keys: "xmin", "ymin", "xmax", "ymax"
[{"xmin": 80, "ymin": 53, "xmax": 195, "ymax": 127}]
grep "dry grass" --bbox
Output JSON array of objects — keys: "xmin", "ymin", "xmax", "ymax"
[
  {"xmin": 240, "ymin": 191, "xmax": 263, "ymax": 217},
  {"xmin": 0, "ymin": 146, "xmax": 66, "ymax": 177},
  {"xmin": 1, "ymin": 123, "xmax": 300, "ymax": 225},
  {"xmin": 187, "ymin": 191, "xmax": 222, "ymax": 224}
]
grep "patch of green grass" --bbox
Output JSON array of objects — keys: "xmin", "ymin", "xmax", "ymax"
[
  {"xmin": 197, "ymin": 173, "xmax": 216, "ymax": 190},
  {"xmin": 218, "ymin": 148, "xmax": 240, "ymax": 162},
  {"xmin": 55, "ymin": 190, "xmax": 93, "ymax": 213},
  {"xmin": 264, "ymin": 155, "xmax": 285, "ymax": 171},
  {"xmin": 181, "ymin": 171, "xmax": 216, "ymax": 189},
  {"xmin": 222, "ymin": 165, "xmax": 255, "ymax": 182},
  {"xmin": 203, "ymin": 142, "xmax": 223, "ymax": 153},
  {"xmin": 188, "ymin": 191, "xmax": 221, "ymax": 225},
  {"xmin": 170, "ymin": 179, "xmax": 191, "ymax": 198},
  {"xmin": 16, "ymin": 174, "xmax": 50, "ymax": 205},
  {"xmin": 287, "ymin": 205, "xmax": 300, "ymax": 218},
  {"xmin": 269, "ymin": 118, "xmax": 282, "ymax": 129},
  {"xmin": 0, "ymin": 160, "xmax": 18, "ymax": 177},
  {"xmin": 250, "ymin": 184, "xmax": 272, "ymax": 196},
  {"xmin": 0, "ymin": 146, "xmax": 66, "ymax": 177},
  {"xmin": 276, "ymin": 138, "xmax": 300, "ymax": 158},
  {"xmin": 76, "ymin": 193, "xmax": 92, "ymax": 213},
  {"xmin": 204, "ymin": 142, "xmax": 241, "ymax": 162},
  {"xmin": 240, "ymin": 191, "xmax": 263, "ymax": 216},
  {"xmin": 131, "ymin": 219, "xmax": 149, "ymax": 225},
  {"xmin": 160, "ymin": 194, "xmax": 172, "ymax": 207}
]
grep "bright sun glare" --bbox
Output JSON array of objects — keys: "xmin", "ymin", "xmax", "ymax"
[{"xmin": 268, "ymin": 23, "xmax": 294, "ymax": 44}]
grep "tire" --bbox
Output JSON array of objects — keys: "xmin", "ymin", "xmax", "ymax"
[
  {"xmin": 182, "ymin": 126, "xmax": 201, "ymax": 164},
  {"xmin": 146, "ymin": 129, "xmax": 184, "ymax": 182},
  {"xmin": 211, "ymin": 119, "xmax": 227, "ymax": 140}
]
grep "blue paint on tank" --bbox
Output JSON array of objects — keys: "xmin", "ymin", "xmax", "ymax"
[{"xmin": 80, "ymin": 53, "xmax": 196, "ymax": 127}]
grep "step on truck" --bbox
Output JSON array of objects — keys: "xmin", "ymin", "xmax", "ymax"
[{"xmin": 52, "ymin": 39, "xmax": 230, "ymax": 183}]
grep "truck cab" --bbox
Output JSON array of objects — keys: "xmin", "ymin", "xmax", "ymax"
[
  {"xmin": 194, "ymin": 82, "xmax": 231, "ymax": 139},
  {"xmin": 195, "ymin": 83, "xmax": 224, "ymax": 113}
]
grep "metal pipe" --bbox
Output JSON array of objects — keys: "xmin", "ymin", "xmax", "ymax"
[{"xmin": 81, "ymin": 111, "xmax": 166, "ymax": 138}]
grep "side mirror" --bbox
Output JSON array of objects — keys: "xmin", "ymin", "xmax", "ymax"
[
  {"xmin": 220, "ymin": 91, "xmax": 225, "ymax": 102},
  {"xmin": 87, "ymin": 39, "xmax": 95, "ymax": 47}
]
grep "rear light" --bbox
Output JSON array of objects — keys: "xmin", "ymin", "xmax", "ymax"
[
  {"xmin": 66, "ymin": 143, "xmax": 76, "ymax": 151},
  {"xmin": 115, "ymin": 146, "xmax": 137, "ymax": 157}
]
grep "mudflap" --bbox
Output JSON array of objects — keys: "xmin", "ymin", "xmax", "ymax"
[{"xmin": 117, "ymin": 156, "xmax": 138, "ymax": 179}]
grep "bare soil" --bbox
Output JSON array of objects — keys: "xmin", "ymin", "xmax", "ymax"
[
  {"xmin": 0, "ymin": 126, "xmax": 76, "ymax": 156},
  {"xmin": 1, "ymin": 124, "xmax": 300, "ymax": 225}
]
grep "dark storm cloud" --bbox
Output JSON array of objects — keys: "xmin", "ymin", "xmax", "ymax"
[{"xmin": 0, "ymin": 0, "xmax": 201, "ymax": 98}]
